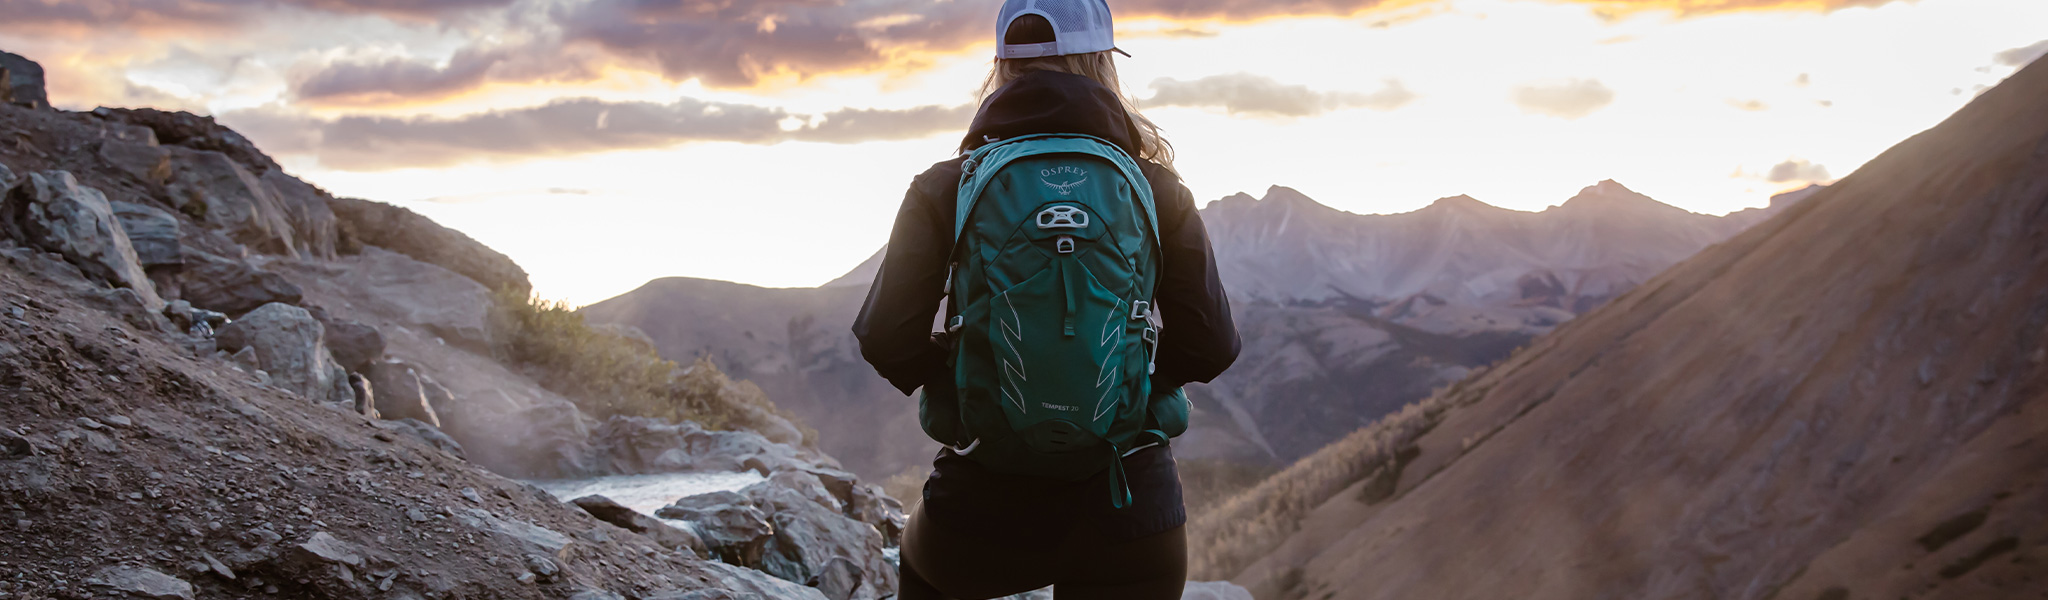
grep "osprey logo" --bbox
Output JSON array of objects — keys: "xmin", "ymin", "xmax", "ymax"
[{"xmin": 1040, "ymin": 166, "xmax": 1089, "ymax": 196}]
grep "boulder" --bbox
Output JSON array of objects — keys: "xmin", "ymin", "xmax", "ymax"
[
  {"xmin": 656, "ymin": 491, "xmax": 775, "ymax": 567},
  {"xmin": 570, "ymin": 494, "xmax": 708, "ymax": 557},
  {"xmin": 742, "ymin": 476, "xmax": 896, "ymax": 599},
  {"xmin": 319, "ymin": 317, "xmax": 383, "ymax": 373},
  {"xmin": 86, "ymin": 566, "xmax": 194, "ymax": 600},
  {"xmin": 215, "ymin": 303, "xmax": 348, "ymax": 403},
  {"xmin": 846, "ymin": 484, "xmax": 906, "ymax": 546},
  {"xmin": 179, "ymin": 250, "xmax": 302, "ymax": 316},
  {"xmin": 163, "ymin": 147, "xmax": 298, "ymax": 256},
  {"xmin": 111, "ymin": 201, "xmax": 184, "ymax": 296},
  {"xmin": 327, "ymin": 195, "xmax": 530, "ymax": 294},
  {"xmin": 363, "ymin": 360, "xmax": 438, "ymax": 425},
  {"xmin": 97, "ymin": 141, "xmax": 172, "ymax": 185},
  {"xmin": 2, "ymin": 171, "xmax": 162, "ymax": 310},
  {"xmin": 0, "ymin": 51, "xmax": 48, "ymax": 110},
  {"xmin": 755, "ymin": 470, "xmax": 841, "ymax": 513},
  {"xmin": 653, "ymin": 560, "xmax": 830, "ymax": 600},
  {"xmin": 0, "ymin": 162, "xmax": 14, "ymax": 189}
]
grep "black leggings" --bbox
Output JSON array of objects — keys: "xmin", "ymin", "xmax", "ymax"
[{"xmin": 897, "ymin": 503, "xmax": 1187, "ymax": 600}]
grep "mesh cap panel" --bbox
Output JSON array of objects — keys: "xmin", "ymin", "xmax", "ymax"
[{"xmin": 997, "ymin": 0, "xmax": 1117, "ymax": 59}]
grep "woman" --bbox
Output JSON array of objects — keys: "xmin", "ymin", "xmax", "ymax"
[{"xmin": 853, "ymin": 0, "xmax": 1240, "ymax": 598}]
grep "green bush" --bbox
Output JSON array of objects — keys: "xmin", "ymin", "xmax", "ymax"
[{"xmin": 488, "ymin": 288, "xmax": 813, "ymax": 443}]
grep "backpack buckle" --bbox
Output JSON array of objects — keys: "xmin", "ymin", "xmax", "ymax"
[
  {"xmin": 1036, "ymin": 206, "xmax": 1089, "ymax": 230},
  {"xmin": 1130, "ymin": 301, "xmax": 1150, "ymax": 320},
  {"xmin": 948, "ymin": 315, "xmax": 964, "ymax": 333},
  {"xmin": 1056, "ymin": 235, "xmax": 1076, "ymax": 254}
]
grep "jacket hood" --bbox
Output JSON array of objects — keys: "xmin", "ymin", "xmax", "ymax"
[{"xmin": 961, "ymin": 70, "xmax": 1140, "ymax": 157}]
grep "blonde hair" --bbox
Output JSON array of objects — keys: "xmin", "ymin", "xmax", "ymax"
[{"xmin": 966, "ymin": 51, "xmax": 1177, "ymax": 175}]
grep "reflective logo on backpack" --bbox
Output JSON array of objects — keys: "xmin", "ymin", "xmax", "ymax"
[{"xmin": 1040, "ymin": 166, "xmax": 1089, "ymax": 196}]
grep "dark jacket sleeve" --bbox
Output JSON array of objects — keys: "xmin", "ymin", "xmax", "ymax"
[
  {"xmin": 853, "ymin": 162, "xmax": 960, "ymax": 395},
  {"xmin": 1147, "ymin": 167, "xmax": 1241, "ymax": 391}
]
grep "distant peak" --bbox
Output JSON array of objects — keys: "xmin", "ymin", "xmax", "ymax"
[
  {"xmin": 1426, "ymin": 194, "xmax": 1491, "ymax": 209},
  {"xmin": 1558, "ymin": 179, "xmax": 1682, "ymax": 214},
  {"xmin": 1202, "ymin": 191, "xmax": 1261, "ymax": 212},
  {"xmin": 1262, "ymin": 185, "xmax": 1317, "ymax": 204},
  {"xmin": 1584, "ymin": 179, "xmax": 1637, "ymax": 197},
  {"xmin": 1253, "ymin": 186, "xmax": 1343, "ymax": 215}
]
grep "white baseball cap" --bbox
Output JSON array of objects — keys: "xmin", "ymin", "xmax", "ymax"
[{"xmin": 996, "ymin": 0, "xmax": 1129, "ymax": 59}]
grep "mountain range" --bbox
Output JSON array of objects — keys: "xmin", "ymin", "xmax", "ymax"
[{"xmin": 585, "ymin": 177, "xmax": 1817, "ymax": 479}]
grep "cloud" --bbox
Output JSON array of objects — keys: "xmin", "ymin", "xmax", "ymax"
[
  {"xmin": 1996, "ymin": 40, "xmax": 2048, "ymax": 67},
  {"xmin": 1145, "ymin": 74, "xmax": 1416, "ymax": 117},
  {"xmin": 9, "ymin": 0, "xmax": 1920, "ymax": 101},
  {"xmin": 1764, "ymin": 159, "xmax": 1829, "ymax": 183},
  {"xmin": 550, "ymin": 0, "xmax": 990, "ymax": 88},
  {"xmin": 1575, "ymin": 0, "xmax": 1898, "ymax": 16},
  {"xmin": 0, "ymin": 0, "xmax": 510, "ymax": 31},
  {"xmin": 221, "ymin": 96, "xmax": 972, "ymax": 170},
  {"xmin": 1510, "ymin": 78, "xmax": 1615, "ymax": 119},
  {"xmin": 799, "ymin": 104, "xmax": 978, "ymax": 144},
  {"xmin": 292, "ymin": 43, "xmax": 604, "ymax": 103}
]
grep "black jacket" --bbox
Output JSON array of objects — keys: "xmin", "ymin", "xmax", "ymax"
[{"xmin": 852, "ymin": 70, "xmax": 1240, "ymax": 399}]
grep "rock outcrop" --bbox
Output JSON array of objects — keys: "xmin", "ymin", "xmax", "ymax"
[
  {"xmin": 162, "ymin": 147, "xmax": 302, "ymax": 257},
  {"xmin": 0, "ymin": 50, "xmax": 48, "ymax": 109},
  {"xmin": 0, "ymin": 49, "xmax": 858, "ymax": 599},
  {"xmin": 2, "ymin": 170, "xmax": 162, "ymax": 310},
  {"xmin": 110, "ymin": 200, "xmax": 183, "ymax": 283},
  {"xmin": 656, "ymin": 468, "xmax": 904, "ymax": 600},
  {"xmin": 177, "ymin": 250, "xmax": 302, "ymax": 316},
  {"xmin": 327, "ymin": 195, "xmax": 531, "ymax": 295}
]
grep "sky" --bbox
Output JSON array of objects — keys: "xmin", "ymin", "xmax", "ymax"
[{"xmin": 2, "ymin": 0, "xmax": 2043, "ymax": 305}]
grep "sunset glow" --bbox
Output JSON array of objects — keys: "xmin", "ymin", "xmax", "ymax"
[{"xmin": 3, "ymin": 0, "xmax": 2040, "ymax": 304}]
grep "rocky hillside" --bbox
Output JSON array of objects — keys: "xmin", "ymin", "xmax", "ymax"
[
  {"xmin": 586, "ymin": 177, "xmax": 1809, "ymax": 480},
  {"xmin": 1190, "ymin": 55, "xmax": 2048, "ymax": 599},
  {"xmin": 0, "ymin": 51, "xmax": 914, "ymax": 599}
]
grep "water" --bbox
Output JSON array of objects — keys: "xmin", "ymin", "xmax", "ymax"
[{"xmin": 532, "ymin": 471, "xmax": 766, "ymax": 517}]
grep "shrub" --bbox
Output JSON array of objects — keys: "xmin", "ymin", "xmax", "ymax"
[
  {"xmin": 1184, "ymin": 384, "xmax": 1478, "ymax": 580},
  {"xmin": 880, "ymin": 464, "xmax": 929, "ymax": 510},
  {"xmin": 488, "ymin": 287, "xmax": 813, "ymax": 442}
]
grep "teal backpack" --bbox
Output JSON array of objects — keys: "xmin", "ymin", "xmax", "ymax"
[{"xmin": 922, "ymin": 133, "xmax": 1190, "ymax": 508}]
